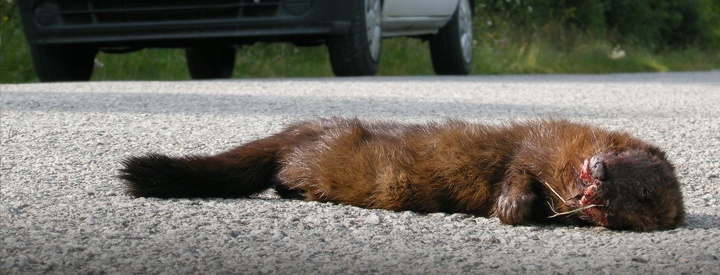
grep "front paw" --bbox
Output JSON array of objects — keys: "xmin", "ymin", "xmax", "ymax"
[{"xmin": 496, "ymin": 191, "xmax": 537, "ymax": 225}]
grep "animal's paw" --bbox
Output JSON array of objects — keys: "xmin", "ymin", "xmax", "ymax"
[{"xmin": 496, "ymin": 191, "xmax": 537, "ymax": 225}]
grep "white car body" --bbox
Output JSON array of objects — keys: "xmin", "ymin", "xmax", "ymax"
[{"xmin": 383, "ymin": 0, "xmax": 461, "ymax": 36}]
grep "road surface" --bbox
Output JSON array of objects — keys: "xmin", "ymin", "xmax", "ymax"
[{"xmin": 2, "ymin": 72, "xmax": 719, "ymax": 273}]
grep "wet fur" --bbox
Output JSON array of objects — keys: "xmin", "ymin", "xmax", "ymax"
[{"xmin": 119, "ymin": 118, "xmax": 685, "ymax": 231}]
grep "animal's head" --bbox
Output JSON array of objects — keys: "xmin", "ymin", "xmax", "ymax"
[{"xmin": 572, "ymin": 149, "xmax": 685, "ymax": 231}]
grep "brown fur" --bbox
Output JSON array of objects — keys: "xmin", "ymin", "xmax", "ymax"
[{"xmin": 119, "ymin": 118, "xmax": 685, "ymax": 231}]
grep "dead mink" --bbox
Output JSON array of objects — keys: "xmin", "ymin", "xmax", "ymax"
[{"xmin": 119, "ymin": 118, "xmax": 685, "ymax": 231}]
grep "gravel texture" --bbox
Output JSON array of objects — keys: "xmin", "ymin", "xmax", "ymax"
[{"xmin": 2, "ymin": 72, "xmax": 719, "ymax": 274}]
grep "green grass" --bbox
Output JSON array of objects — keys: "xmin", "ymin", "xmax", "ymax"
[
  {"xmin": 1, "ymin": 5, "xmax": 718, "ymax": 84},
  {"xmin": 1, "ymin": 7, "xmax": 35, "ymax": 83}
]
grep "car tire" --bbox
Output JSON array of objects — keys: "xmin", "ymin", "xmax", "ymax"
[
  {"xmin": 30, "ymin": 45, "xmax": 97, "ymax": 82},
  {"xmin": 429, "ymin": 0, "xmax": 473, "ymax": 75},
  {"xmin": 327, "ymin": 0, "xmax": 381, "ymax": 77},
  {"xmin": 185, "ymin": 47, "xmax": 237, "ymax": 80}
]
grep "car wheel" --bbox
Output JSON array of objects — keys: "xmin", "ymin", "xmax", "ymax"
[
  {"xmin": 30, "ymin": 45, "xmax": 96, "ymax": 82},
  {"xmin": 185, "ymin": 47, "xmax": 237, "ymax": 80},
  {"xmin": 429, "ymin": 0, "xmax": 473, "ymax": 75},
  {"xmin": 327, "ymin": 0, "xmax": 381, "ymax": 77}
]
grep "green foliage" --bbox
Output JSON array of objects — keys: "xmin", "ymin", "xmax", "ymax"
[
  {"xmin": 477, "ymin": 0, "xmax": 717, "ymax": 49},
  {"xmin": 480, "ymin": 0, "xmax": 607, "ymax": 31},
  {"xmin": 603, "ymin": 0, "xmax": 705, "ymax": 48},
  {"xmin": 1, "ymin": 2, "xmax": 35, "ymax": 82},
  {"xmin": 699, "ymin": 0, "xmax": 720, "ymax": 48}
]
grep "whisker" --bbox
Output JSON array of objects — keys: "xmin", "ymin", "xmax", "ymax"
[
  {"xmin": 590, "ymin": 128, "xmax": 601, "ymax": 154},
  {"xmin": 548, "ymin": 204, "xmax": 601, "ymax": 218},
  {"xmin": 547, "ymin": 200, "xmax": 559, "ymax": 214},
  {"xmin": 543, "ymin": 180, "xmax": 566, "ymax": 204}
]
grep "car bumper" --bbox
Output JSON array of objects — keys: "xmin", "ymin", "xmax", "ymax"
[{"xmin": 19, "ymin": 0, "xmax": 353, "ymax": 47}]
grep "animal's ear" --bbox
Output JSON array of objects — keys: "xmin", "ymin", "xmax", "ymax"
[{"xmin": 641, "ymin": 144, "xmax": 676, "ymax": 173}]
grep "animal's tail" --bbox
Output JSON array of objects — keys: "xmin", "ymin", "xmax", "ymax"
[{"xmin": 118, "ymin": 129, "xmax": 300, "ymax": 198}]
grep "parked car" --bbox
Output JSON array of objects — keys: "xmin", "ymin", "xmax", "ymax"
[{"xmin": 19, "ymin": 0, "xmax": 474, "ymax": 82}]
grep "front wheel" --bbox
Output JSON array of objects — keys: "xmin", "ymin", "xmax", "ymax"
[
  {"xmin": 185, "ymin": 47, "xmax": 237, "ymax": 80},
  {"xmin": 429, "ymin": 0, "xmax": 473, "ymax": 75},
  {"xmin": 30, "ymin": 45, "xmax": 97, "ymax": 82},
  {"xmin": 327, "ymin": 0, "xmax": 382, "ymax": 77}
]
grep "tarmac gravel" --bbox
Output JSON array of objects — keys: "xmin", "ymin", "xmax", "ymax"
[{"xmin": 2, "ymin": 72, "xmax": 720, "ymax": 274}]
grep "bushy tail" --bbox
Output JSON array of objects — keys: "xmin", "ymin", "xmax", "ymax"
[{"xmin": 119, "ymin": 135, "xmax": 288, "ymax": 198}]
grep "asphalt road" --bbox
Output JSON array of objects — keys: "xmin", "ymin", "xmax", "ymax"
[{"xmin": 2, "ymin": 72, "xmax": 719, "ymax": 274}]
